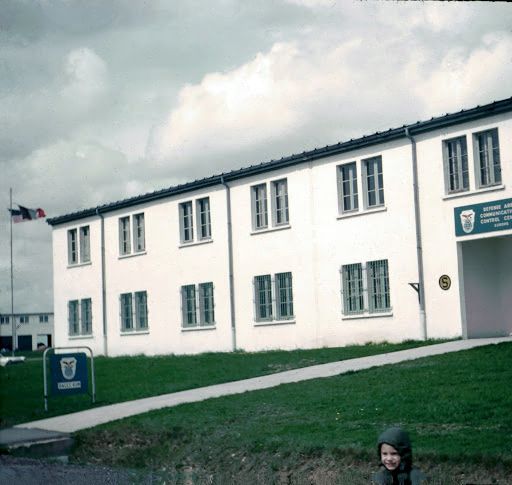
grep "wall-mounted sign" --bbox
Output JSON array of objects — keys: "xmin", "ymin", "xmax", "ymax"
[
  {"xmin": 439, "ymin": 275, "xmax": 451, "ymax": 290},
  {"xmin": 454, "ymin": 197, "xmax": 512, "ymax": 237},
  {"xmin": 50, "ymin": 352, "xmax": 88, "ymax": 396}
]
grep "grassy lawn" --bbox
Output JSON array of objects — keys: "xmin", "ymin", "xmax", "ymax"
[
  {"xmin": 71, "ymin": 342, "xmax": 512, "ymax": 484},
  {"xmin": 0, "ymin": 340, "xmax": 439, "ymax": 428}
]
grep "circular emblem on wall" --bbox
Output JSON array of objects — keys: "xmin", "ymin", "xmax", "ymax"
[{"xmin": 439, "ymin": 275, "xmax": 451, "ymax": 291}]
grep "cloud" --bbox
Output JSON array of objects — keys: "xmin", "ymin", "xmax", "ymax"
[
  {"xmin": 410, "ymin": 32, "xmax": 512, "ymax": 115},
  {"xmin": 61, "ymin": 47, "xmax": 108, "ymax": 109}
]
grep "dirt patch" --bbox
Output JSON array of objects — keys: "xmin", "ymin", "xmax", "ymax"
[{"xmin": 69, "ymin": 447, "xmax": 512, "ymax": 484}]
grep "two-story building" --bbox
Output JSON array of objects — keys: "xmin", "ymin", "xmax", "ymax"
[
  {"xmin": 0, "ymin": 312, "xmax": 54, "ymax": 351},
  {"xmin": 47, "ymin": 96, "xmax": 512, "ymax": 357}
]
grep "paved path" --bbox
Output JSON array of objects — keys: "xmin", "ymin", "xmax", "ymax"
[{"xmin": 15, "ymin": 337, "xmax": 511, "ymax": 433}]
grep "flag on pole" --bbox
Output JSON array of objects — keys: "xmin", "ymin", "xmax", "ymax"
[{"xmin": 8, "ymin": 205, "xmax": 46, "ymax": 223}]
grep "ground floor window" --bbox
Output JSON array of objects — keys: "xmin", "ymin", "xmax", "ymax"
[
  {"xmin": 68, "ymin": 298, "xmax": 92, "ymax": 336},
  {"xmin": 120, "ymin": 291, "xmax": 148, "ymax": 332},
  {"xmin": 254, "ymin": 272, "xmax": 294, "ymax": 322},
  {"xmin": 341, "ymin": 259, "xmax": 391, "ymax": 316},
  {"xmin": 181, "ymin": 282, "xmax": 215, "ymax": 328}
]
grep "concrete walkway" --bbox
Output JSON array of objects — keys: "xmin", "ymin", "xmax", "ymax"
[{"xmin": 13, "ymin": 337, "xmax": 511, "ymax": 434}]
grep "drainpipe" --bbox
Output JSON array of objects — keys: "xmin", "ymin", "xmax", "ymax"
[
  {"xmin": 96, "ymin": 208, "xmax": 108, "ymax": 356},
  {"xmin": 405, "ymin": 127, "xmax": 427, "ymax": 340},
  {"xmin": 220, "ymin": 176, "xmax": 237, "ymax": 351}
]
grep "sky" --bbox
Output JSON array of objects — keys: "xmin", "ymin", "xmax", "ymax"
[{"xmin": 0, "ymin": 0, "xmax": 511, "ymax": 313}]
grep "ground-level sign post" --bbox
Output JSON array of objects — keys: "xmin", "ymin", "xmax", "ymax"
[{"xmin": 43, "ymin": 346, "xmax": 96, "ymax": 412}]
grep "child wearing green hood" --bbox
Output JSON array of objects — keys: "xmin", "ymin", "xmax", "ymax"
[{"xmin": 373, "ymin": 426, "xmax": 426, "ymax": 485}]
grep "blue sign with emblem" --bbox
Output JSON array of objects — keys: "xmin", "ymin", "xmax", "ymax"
[
  {"xmin": 454, "ymin": 197, "xmax": 512, "ymax": 237},
  {"xmin": 50, "ymin": 352, "xmax": 88, "ymax": 396}
]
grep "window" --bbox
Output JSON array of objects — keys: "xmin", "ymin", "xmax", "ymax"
[
  {"xmin": 474, "ymin": 128, "xmax": 501, "ymax": 188},
  {"xmin": 252, "ymin": 179, "xmax": 291, "ymax": 231},
  {"xmin": 443, "ymin": 136, "xmax": 469, "ymax": 194},
  {"xmin": 197, "ymin": 198, "xmax": 212, "ymax": 240},
  {"xmin": 254, "ymin": 272, "xmax": 294, "ymax": 322},
  {"xmin": 68, "ymin": 229, "xmax": 78, "ymax": 264},
  {"xmin": 181, "ymin": 282, "xmax": 215, "ymax": 328},
  {"xmin": 0, "ymin": 316, "xmax": 10, "ymax": 325},
  {"xmin": 363, "ymin": 156, "xmax": 385, "ymax": 208},
  {"xmin": 251, "ymin": 184, "xmax": 268, "ymax": 230},
  {"xmin": 119, "ymin": 217, "xmax": 131, "ymax": 255},
  {"xmin": 120, "ymin": 291, "xmax": 148, "ymax": 332},
  {"xmin": 119, "ymin": 213, "xmax": 145, "ymax": 256},
  {"xmin": 79, "ymin": 226, "xmax": 90, "ymax": 262},
  {"xmin": 68, "ymin": 225, "xmax": 90, "ymax": 264},
  {"xmin": 81, "ymin": 299, "xmax": 92, "ymax": 334},
  {"xmin": 68, "ymin": 301, "xmax": 79, "ymax": 335},
  {"xmin": 271, "ymin": 179, "xmax": 289, "ymax": 226},
  {"xmin": 337, "ymin": 157, "xmax": 385, "ymax": 216},
  {"xmin": 367, "ymin": 260, "xmax": 391, "ymax": 313},
  {"xmin": 68, "ymin": 299, "xmax": 92, "ymax": 336},
  {"xmin": 19, "ymin": 315, "xmax": 29, "ymax": 324},
  {"xmin": 135, "ymin": 291, "xmax": 148, "ymax": 329},
  {"xmin": 39, "ymin": 315, "xmax": 49, "ymax": 323},
  {"xmin": 338, "ymin": 162, "xmax": 358, "ymax": 213},
  {"xmin": 133, "ymin": 213, "xmax": 145, "ymax": 252},
  {"xmin": 179, "ymin": 197, "xmax": 213, "ymax": 244},
  {"xmin": 276, "ymin": 272, "xmax": 294, "ymax": 319},
  {"xmin": 341, "ymin": 259, "xmax": 391, "ymax": 316},
  {"xmin": 179, "ymin": 201, "xmax": 194, "ymax": 243}
]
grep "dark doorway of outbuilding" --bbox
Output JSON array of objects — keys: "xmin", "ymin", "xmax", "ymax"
[
  {"xmin": 17, "ymin": 335, "xmax": 32, "ymax": 351},
  {"xmin": 0, "ymin": 336, "xmax": 13, "ymax": 351},
  {"xmin": 459, "ymin": 235, "xmax": 512, "ymax": 338}
]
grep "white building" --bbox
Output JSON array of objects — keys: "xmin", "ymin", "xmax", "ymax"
[
  {"xmin": 47, "ymin": 97, "xmax": 512, "ymax": 357},
  {"xmin": 0, "ymin": 312, "xmax": 54, "ymax": 351}
]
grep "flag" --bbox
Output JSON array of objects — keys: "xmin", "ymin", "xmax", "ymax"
[{"xmin": 8, "ymin": 205, "xmax": 46, "ymax": 223}]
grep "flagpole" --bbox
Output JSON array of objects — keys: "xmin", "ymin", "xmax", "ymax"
[{"xmin": 10, "ymin": 188, "xmax": 15, "ymax": 356}]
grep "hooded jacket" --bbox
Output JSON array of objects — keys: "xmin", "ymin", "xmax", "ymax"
[{"xmin": 372, "ymin": 427, "xmax": 426, "ymax": 485}]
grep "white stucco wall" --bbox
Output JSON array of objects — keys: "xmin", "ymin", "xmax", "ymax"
[
  {"xmin": 416, "ymin": 113, "xmax": 512, "ymax": 339},
  {"xmin": 50, "ymin": 108, "xmax": 512, "ymax": 356}
]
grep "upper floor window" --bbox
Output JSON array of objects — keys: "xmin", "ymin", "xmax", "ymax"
[
  {"xmin": 181, "ymin": 282, "xmax": 215, "ymax": 328},
  {"xmin": 337, "ymin": 156, "xmax": 385, "ymax": 215},
  {"xmin": 340, "ymin": 259, "xmax": 391, "ymax": 316},
  {"xmin": 19, "ymin": 315, "xmax": 29, "ymax": 324},
  {"xmin": 68, "ymin": 298, "xmax": 92, "ymax": 336},
  {"xmin": 253, "ymin": 272, "xmax": 294, "ymax": 322},
  {"xmin": 363, "ymin": 156, "xmax": 385, "ymax": 208},
  {"xmin": 474, "ymin": 128, "xmax": 501, "ymax": 188},
  {"xmin": 68, "ymin": 225, "xmax": 90, "ymax": 265},
  {"xmin": 0, "ymin": 316, "xmax": 10, "ymax": 324},
  {"xmin": 251, "ymin": 179, "xmax": 290, "ymax": 231},
  {"xmin": 39, "ymin": 315, "xmax": 49, "ymax": 323},
  {"xmin": 119, "ymin": 213, "xmax": 145, "ymax": 256},
  {"xmin": 443, "ymin": 136, "xmax": 469, "ymax": 194},
  {"xmin": 179, "ymin": 197, "xmax": 212, "ymax": 244},
  {"xmin": 338, "ymin": 162, "xmax": 359, "ymax": 213},
  {"xmin": 271, "ymin": 179, "xmax": 289, "ymax": 226},
  {"xmin": 120, "ymin": 291, "xmax": 148, "ymax": 332}
]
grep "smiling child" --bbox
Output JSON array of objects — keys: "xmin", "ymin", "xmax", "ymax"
[{"xmin": 373, "ymin": 426, "xmax": 426, "ymax": 485}]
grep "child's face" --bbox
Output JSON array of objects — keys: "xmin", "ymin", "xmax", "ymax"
[{"xmin": 380, "ymin": 443, "xmax": 401, "ymax": 471}]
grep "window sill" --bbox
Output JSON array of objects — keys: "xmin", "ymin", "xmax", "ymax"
[
  {"xmin": 179, "ymin": 238, "xmax": 213, "ymax": 249},
  {"xmin": 181, "ymin": 325, "xmax": 216, "ymax": 332},
  {"xmin": 250, "ymin": 224, "xmax": 291, "ymax": 236},
  {"xmin": 443, "ymin": 184, "xmax": 505, "ymax": 201},
  {"xmin": 68, "ymin": 334, "xmax": 94, "ymax": 339},
  {"xmin": 120, "ymin": 329, "xmax": 150, "ymax": 336},
  {"xmin": 67, "ymin": 261, "xmax": 92, "ymax": 269},
  {"xmin": 337, "ymin": 206, "xmax": 387, "ymax": 220},
  {"xmin": 254, "ymin": 319, "xmax": 296, "ymax": 327},
  {"xmin": 342, "ymin": 312, "xmax": 393, "ymax": 321},
  {"xmin": 118, "ymin": 251, "xmax": 147, "ymax": 260}
]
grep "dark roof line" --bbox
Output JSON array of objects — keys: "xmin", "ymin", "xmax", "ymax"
[{"xmin": 47, "ymin": 95, "xmax": 512, "ymax": 226}]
